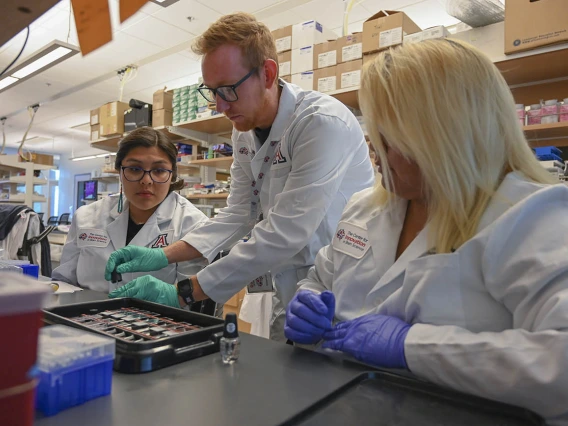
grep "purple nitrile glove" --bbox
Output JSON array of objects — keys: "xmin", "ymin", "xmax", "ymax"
[
  {"xmin": 322, "ymin": 314, "xmax": 411, "ymax": 369},
  {"xmin": 284, "ymin": 290, "xmax": 335, "ymax": 345}
]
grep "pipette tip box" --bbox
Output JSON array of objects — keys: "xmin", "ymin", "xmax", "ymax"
[{"xmin": 35, "ymin": 325, "xmax": 115, "ymax": 416}]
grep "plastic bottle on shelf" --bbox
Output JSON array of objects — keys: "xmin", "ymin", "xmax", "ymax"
[
  {"xmin": 560, "ymin": 98, "xmax": 568, "ymax": 123},
  {"xmin": 527, "ymin": 104, "xmax": 542, "ymax": 125},
  {"xmin": 515, "ymin": 104, "xmax": 525, "ymax": 126},
  {"xmin": 541, "ymin": 99, "xmax": 559, "ymax": 124}
]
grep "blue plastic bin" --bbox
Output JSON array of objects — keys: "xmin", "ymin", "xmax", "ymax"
[
  {"xmin": 534, "ymin": 146, "xmax": 563, "ymax": 162},
  {"xmin": 35, "ymin": 325, "xmax": 115, "ymax": 416}
]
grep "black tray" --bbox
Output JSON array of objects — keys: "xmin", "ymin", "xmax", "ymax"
[
  {"xmin": 43, "ymin": 298, "xmax": 224, "ymax": 374},
  {"xmin": 284, "ymin": 371, "xmax": 544, "ymax": 426}
]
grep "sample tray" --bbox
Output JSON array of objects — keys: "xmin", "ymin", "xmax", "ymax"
[
  {"xmin": 285, "ymin": 371, "xmax": 544, "ymax": 426},
  {"xmin": 43, "ymin": 298, "xmax": 224, "ymax": 374}
]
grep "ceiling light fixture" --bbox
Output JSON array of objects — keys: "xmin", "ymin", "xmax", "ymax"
[
  {"xmin": 0, "ymin": 40, "xmax": 80, "ymax": 94},
  {"xmin": 149, "ymin": 0, "xmax": 181, "ymax": 7},
  {"xmin": 70, "ymin": 153, "xmax": 116, "ymax": 161}
]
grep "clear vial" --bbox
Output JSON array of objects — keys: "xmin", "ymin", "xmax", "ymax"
[
  {"xmin": 220, "ymin": 337, "xmax": 240, "ymax": 364},
  {"xmin": 220, "ymin": 313, "xmax": 240, "ymax": 364}
]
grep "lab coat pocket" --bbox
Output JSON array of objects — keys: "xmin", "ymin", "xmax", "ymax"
[
  {"xmin": 269, "ymin": 166, "xmax": 292, "ymax": 205},
  {"xmin": 400, "ymin": 253, "xmax": 466, "ymax": 327}
]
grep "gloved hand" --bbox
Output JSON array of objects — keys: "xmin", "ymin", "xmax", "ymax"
[
  {"xmin": 105, "ymin": 246, "xmax": 168, "ymax": 281},
  {"xmin": 322, "ymin": 314, "xmax": 411, "ymax": 369},
  {"xmin": 108, "ymin": 275, "xmax": 180, "ymax": 308},
  {"xmin": 284, "ymin": 290, "xmax": 335, "ymax": 344}
]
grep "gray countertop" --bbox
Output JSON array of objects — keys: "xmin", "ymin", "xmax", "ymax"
[
  {"xmin": 35, "ymin": 291, "xmax": 542, "ymax": 426},
  {"xmin": 35, "ymin": 290, "xmax": 369, "ymax": 426}
]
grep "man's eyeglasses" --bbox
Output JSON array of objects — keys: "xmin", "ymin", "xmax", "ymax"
[
  {"xmin": 121, "ymin": 166, "xmax": 173, "ymax": 183},
  {"xmin": 197, "ymin": 68, "xmax": 257, "ymax": 103}
]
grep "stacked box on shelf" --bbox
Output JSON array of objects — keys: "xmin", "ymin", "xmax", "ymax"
[
  {"xmin": 534, "ymin": 146, "xmax": 563, "ymax": 162},
  {"xmin": 153, "ymin": 88, "xmax": 173, "ymax": 127}
]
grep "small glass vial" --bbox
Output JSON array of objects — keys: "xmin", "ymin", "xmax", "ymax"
[{"xmin": 220, "ymin": 313, "xmax": 240, "ymax": 364}]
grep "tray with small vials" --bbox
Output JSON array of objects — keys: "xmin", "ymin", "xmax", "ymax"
[{"xmin": 43, "ymin": 298, "xmax": 224, "ymax": 373}]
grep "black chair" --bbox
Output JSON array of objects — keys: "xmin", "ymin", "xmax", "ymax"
[
  {"xmin": 58, "ymin": 213, "xmax": 71, "ymax": 225},
  {"xmin": 47, "ymin": 216, "xmax": 59, "ymax": 226}
]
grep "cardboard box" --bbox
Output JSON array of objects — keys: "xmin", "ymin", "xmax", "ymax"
[
  {"xmin": 505, "ymin": 0, "xmax": 568, "ymax": 55},
  {"xmin": 313, "ymin": 41, "xmax": 337, "ymax": 69},
  {"xmin": 314, "ymin": 66, "xmax": 337, "ymax": 93},
  {"xmin": 272, "ymin": 25, "xmax": 293, "ymax": 53},
  {"xmin": 90, "ymin": 124, "xmax": 101, "ymax": 141},
  {"xmin": 362, "ymin": 10, "xmax": 421, "ymax": 54},
  {"xmin": 281, "ymin": 75, "xmax": 292, "ymax": 83},
  {"xmin": 291, "ymin": 71, "xmax": 314, "ymax": 91},
  {"xmin": 337, "ymin": 60, "xmax": 362, "ymax": 89},
  {"xmin": 404, "ymin": 25, "xmax": 449, "ymax": 44},
  {"xmin": 153, "ymin": 88, "xmax": 173, "ymax": 111},
  {"xmin": 100, "ymin": 101, "xmax": 129, "ymax": 137},
  {"xmin": 337, "ymin": 33, "xmax": 363, "ymax": 63},
  {"xmin": 292, "ymin": 20, "xmax": 336, "ymax": 50},
  {"xmin": 153, "ymin": 109, "xmax": 173, "ymax": 127},
  {"xmin": 278, "ymin": 50, "xmax": 292, "ymax": 77},
  {"xmin": 90, "ymin": 108, "xmax": 100, "ymax": 125},
  {"xmin": 292, "ymin": 46, "xmax": 314, "ymax": 74},
  {"xmin": 20, "ymin": 153, "xmax": 54, "ymax": 166},
  {"xmin": 363, "ymin": 52, "xmax": 381, "ymax": 65}
]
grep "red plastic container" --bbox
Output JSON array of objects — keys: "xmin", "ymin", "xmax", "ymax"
[{"xmin": 0, "ymin": 273, "xmax": 50, "ymax": 426}]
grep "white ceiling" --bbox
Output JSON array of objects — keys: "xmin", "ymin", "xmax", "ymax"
[{"xmin": 0, "ymin": 0, "xmax": 461, "ymax": 157}]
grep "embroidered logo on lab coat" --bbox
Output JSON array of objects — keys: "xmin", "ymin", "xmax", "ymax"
[
  {"xmin": 77, "ymin": 228, "xmax": 110, "ymax": 248},
  {"xmin": 332, "ymin": 222, "xmax": 370, "ymax": 259},
  {"xmin": 151, "ymin": 233, "xmax": 169, "ymax": 248},
  {"xmin": 272, "ymin": 146, "xmax": 287, "ymax": 165}
]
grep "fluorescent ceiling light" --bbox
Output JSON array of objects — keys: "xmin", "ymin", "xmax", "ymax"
[
  {"xmin": 12, "ymin": 47, "xmax": 72, "ymax": 79},
  {"xmin": 0, "ymin": 76, "xmax": 19, "ymax": 90},
  {"xmin": 0, "ymin": 40, "xmax": 79, "ymax": 94},
  {"xmin": 72, "ymin": 155, "xmax": 96, "ymax": 161}
]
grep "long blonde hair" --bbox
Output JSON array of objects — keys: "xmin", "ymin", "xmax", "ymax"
[{"xmin": 360, "ymin": 39, "xmax": 555, "ymax": 253}]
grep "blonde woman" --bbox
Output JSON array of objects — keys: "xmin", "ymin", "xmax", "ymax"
[{"xmin": 284, "ymin": 39, "xmax": 568, "ymax": 423}]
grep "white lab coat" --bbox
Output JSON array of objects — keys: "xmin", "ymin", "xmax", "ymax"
[
  {"xmin": 183, "ymin": 80, "xmax": 375, "ymax": 339},
  {"xmin": 299, "ymin": 172, "xmax": 568, "ymax": 424},
  {"xmin": 52, "ymin": 192, "xmax": 208, "ymax": 292}
]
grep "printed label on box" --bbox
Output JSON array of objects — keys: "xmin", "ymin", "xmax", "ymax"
[
  {"xmin": 342, "ymin": 43, "xmax": 362, "ymax": 62},
  {"xmin": 91, "ymin": 130, "xmax": 99, "ymax": 141},
  {"xmin": 341, "ymin": 70, "xmax": 361, "ymax": 89},
  {"xmin": 90, "ymin": 115, "xmax": 98, "ymax": 126},
  {"xmin": 111, "ymin": 103, "xmax": 117, "ymax": 117},
  {"xmin": 379, "ymin": 27, "xmax": 403, "ymax": 48},
  {"xmin": 276, "ymin": 36, "xmax": 292, "ymax": 52},
  {"xmin": 300, "ymin": 46, "xmax": 313, "ymax": 55},
  {"xmin": 280, "ymin": 61, "xmax": 291, "ymax": 76},
  {"xmin": 301, "ymin": 72, "xmax": 313, "ymax": 81},
  {"xmin": 318, "ymin": 76, "xmax": 337, "ymax": 93},
  {"xmin": 318, "ymin": 51, "xmax": 337, "ymax": 68}
]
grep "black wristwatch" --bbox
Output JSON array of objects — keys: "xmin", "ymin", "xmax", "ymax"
[{"xmin": 177, "ymin": 277, "xmax": 195, "ymax": 305}]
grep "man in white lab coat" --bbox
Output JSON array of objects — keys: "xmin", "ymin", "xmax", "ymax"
[
  {"xmin": 284, "ymin": 40, "xmax": 568, "ymax": 424},
  {"xmin": 106, "ymin": 13, "xmax": 375, "ymax": 340}
]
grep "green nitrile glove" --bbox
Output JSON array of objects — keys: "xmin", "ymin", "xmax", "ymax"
[
  {"xmin": 105, "ymin": 246, "xmax": 168, "ymax": 281},
  {"xmin": 108, "ymin": 275, "xmax": 180, "ymax": 308}
]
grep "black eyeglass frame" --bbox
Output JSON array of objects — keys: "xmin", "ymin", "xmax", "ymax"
[
  {"xmin": 120, "ymin": 166, "xmax": 173, "ymax": 183},
  {"xmin": 197, "ymin": 67, "xmax": 258, "ymax": 103}
]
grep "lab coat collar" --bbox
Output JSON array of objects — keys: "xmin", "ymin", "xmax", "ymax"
[
  {"xmin": 265, "ymin": 80, "xmax": 299, "ymax": 144},
  {"xmin": 366, "ymin": 196, "xmax": 430, "ymax": 291},
  {"xmin": 106, "ymin": 192, "xmax": 177, "ymax": 250}
]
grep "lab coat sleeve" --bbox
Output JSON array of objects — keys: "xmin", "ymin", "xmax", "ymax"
[
  {"xmin": 297, "ymin": 245, "xmax": 335, "ymax": 294},
  {"xmin": 404, "ymin": 187, "xmax": 568, "ymax": 424},
  {"xmin": 197, "ymin": 113, "xmax": 362, "ymax": 303},
  {"xmin": 51, "ymin": 217, "xmax": 79, "ymax": 285},
  {"xmin": 181, "ymin": 144, "xmax": 254, "ymax": 262},
  {"xmin": 175, "ymin": 207, "xmax": 210, "ymax": 280}
]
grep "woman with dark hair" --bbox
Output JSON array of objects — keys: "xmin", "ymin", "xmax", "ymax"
[{"xmin": 52, "ymin": 127, "xmax": 208, "ymax": 298}]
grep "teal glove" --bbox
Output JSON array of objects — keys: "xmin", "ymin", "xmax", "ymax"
[
  {"xmin": 105, "ymin": 246, "xmax": 168, "ymax": 281},
  {"xmin": 108, "ymin": 275, "xmax": 180, "ymax": 308}
]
